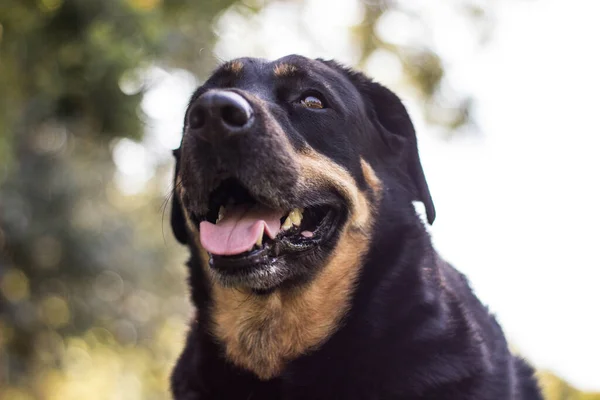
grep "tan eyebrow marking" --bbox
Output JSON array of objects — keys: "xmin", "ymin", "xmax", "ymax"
[
  {"xmin": 273, "ymin": 63, "xmax": 298, "ymax": 77},
  {"xmin": 223, "ymin": 60, "xmax": 244, "ymax": 75}
]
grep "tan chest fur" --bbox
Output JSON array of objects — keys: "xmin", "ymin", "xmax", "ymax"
[
  {"xmin": 210, "ymin": 223, "xmax": 369, "ymax": 379},
  {"xmin": 209, "ymin": 159, "xmax": 381, "ymax": 380}
]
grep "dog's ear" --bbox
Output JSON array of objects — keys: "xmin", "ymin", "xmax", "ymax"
[
  {"xmin": 171, "ymin": 148, "xmax": 188, "ymax": 244},
  {"xmin": 361, "ymin": 78, "xmax": 435, "ymax": 224},
  {"xmin": 320, "ymin": 59, "xmax": 435, "ymax": 224}
]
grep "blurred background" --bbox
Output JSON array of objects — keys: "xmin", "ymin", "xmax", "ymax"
[{"xmin": 1, "ymin": 0, "xmax": 599, "ymax": 398}]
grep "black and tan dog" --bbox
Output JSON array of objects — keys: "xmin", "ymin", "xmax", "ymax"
[{"xmin": 169, "ymin": 55, "xmax": 542, "ymax": 399}]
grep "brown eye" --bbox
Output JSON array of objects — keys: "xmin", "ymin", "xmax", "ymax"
[{"xmin": 300, "ymin": 95, "xmax": 324, "ymax": 109}]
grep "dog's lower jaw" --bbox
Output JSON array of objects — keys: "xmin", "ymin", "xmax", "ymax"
[
  {"xmin": 204, "ymin": 165, "xmax": 378, "ymax": 379},
  {"xmin": 209, "ymin": 218, "xmax": 371, "ymax": 380},
  {"xmin": 205, "ymin": 160, "xmax": 381, "ymax": 380}
]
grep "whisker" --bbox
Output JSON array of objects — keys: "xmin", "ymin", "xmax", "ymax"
[{"xmin": 161, "ymin": 180, "xmax": 184, "ymax": 246}]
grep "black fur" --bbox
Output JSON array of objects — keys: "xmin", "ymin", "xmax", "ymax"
[{"xmin": 170, "ymin": 55, "xmax": 541, "ymax": 399}]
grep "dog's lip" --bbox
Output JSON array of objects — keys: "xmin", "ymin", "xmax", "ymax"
[
  {"xmin": 188, "ymin": 199, "xmax": 340, "ymax": 229},
  {"xmin": 185, "ymin": 177, "xmax": 344, "ymax": 231},
  {"xmin": 183, "ymin": 176, "xmax": 347, "ymax": 281},
  {"xmin": 207, "ymin": 203, "xmax": 345, "ymax": 276}
]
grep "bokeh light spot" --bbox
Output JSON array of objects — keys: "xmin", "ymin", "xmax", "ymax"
[
  {"xmin": 64, "ymin": 341, "xmax": 93, "ymax": 378},
  {"xmin": 34, "ymin": 330, "xmax": 65, "ymax": 364},
  {"xmin": 31, "ymin": 122, "xmax": 68, "ymax": 155},
  {"xmin": 364, "ymin": 49, "xmax": 403, "ymax": 88},
  {"xmin": 119, "ymin": 67, "xmax": 147, "ymax": 96},
  {"xmin": 127, "ymin": 0, "xmax": 162, "ymax": 11},
  {"xmin": 84, "ymin": 327, "xmax": 116, "ymax": 347},
  {"xmin": 112, "ymin": 138, "xmax": 154, "ymax": 195},
  {"xmin": 39, "ymin": 295, "xmax": 70, "ymax": 328},
  {"xmin": 37, "ymin": 0, "xmax": 63, "ymax": 13},
  {"xmin": 112, "ymin": 319, "xmax": 138, "ymax": 346},
  {"xmin": 94, "ymin": 271, "xmax": 124, "ymax": 303},
  {"xmin": 1, "ymin": 269, "xmax": 30, "ymax": 303}
]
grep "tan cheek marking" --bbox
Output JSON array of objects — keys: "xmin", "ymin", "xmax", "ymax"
[
  {"xmin": 360, "ymin": 158, "xmax": 383, "ymax": 197},
  {"xmin": 210, "ymin": 152, "xmax": 382, "ymax": 380},
  {"xmin": 273, "ymin": 63, "xmax": 297, "ymax": 77},
  {"xmin": 297, "ymin": 149, "xmax": 376, "ymax": 229}
]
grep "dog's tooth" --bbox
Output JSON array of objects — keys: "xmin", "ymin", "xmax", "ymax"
[
  {"xmin": 289, "ymin": 208, "xmax": 303, "ymax": 226},
  {"xmin": 256, "ymin": 234, "xmax": 263, "ymax": 247},
  {"xmin": 281, "ymin": 216, "xmax": 293, "ymax": 231},
  {"xmin": 217, "ymin": 206, "xmax": 225, "ymax": 223}
]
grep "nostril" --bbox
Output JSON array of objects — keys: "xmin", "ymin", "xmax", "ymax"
[
  {"xmin": 221, "ymin": 105, "xmax": 250, "ymax": 127},
  {"xmin": 190, "ymin": 91, "xmax": 253, "ymax": 137},
  {"xmin": 188, "ymin": 106, "xmax": 206, "ymax": 130}
]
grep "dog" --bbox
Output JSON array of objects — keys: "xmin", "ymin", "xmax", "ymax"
[{"xmin": 169, "ymin": 55, "xmax": 542, "ymax": 399}]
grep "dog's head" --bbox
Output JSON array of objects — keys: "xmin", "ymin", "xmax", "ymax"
[{"xmin": 171, "ymin": 55, "xmax": 434, "ymax": 292}]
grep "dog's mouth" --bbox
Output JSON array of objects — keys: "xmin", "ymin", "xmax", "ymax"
[{"xmin": 188, "ymin": 178, "xmax": 345, "ymax": 289}]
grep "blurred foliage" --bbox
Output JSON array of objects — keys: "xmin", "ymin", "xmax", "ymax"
[
  {"xmin": 0, "ymin": 0, "xmax": 597, "ymax": 398},
  {"xmin": 0, "ymin": 0, "xmax": 234, "ymax": 398},
  {"xmin": 539, "ymin": 372, "xmax": 600, "ymax": 400},
  {"xmin": 351, "ymin": 0, "xmax": 471, "ymax": 132}
]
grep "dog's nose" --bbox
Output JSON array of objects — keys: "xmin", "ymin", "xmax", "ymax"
[{"xmin": 187, "ymin": 90, "xmax": 254, "ymax": 141}]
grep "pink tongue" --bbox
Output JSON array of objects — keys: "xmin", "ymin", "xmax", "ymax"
[{"xmin": 199, "ymin": 205, "xmax": 282, "ymax": 256}]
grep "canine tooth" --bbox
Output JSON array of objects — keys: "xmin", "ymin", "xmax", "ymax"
[
  {"xmin": 217, "ymin": 206, "xmax": 225, "ymax": 223},
  {"xmin": 281, "ymin": 216, "xmax": 293, "ymax": 231},
  {"xmin": 256, "ymin": 234, "xmax": 263, "ymax": 247},
  {"xmin": 289, "ymin": 208, "xmax": 303, "ymax": 226}
]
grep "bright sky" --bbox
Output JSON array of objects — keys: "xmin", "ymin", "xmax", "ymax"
[
  {"xmin": 114, "ymin": 0, "xmax": 600, "ymax": 390},
  {"xmin": 420, "ymin": 0, "xmax": 600, "ymax": 390}
]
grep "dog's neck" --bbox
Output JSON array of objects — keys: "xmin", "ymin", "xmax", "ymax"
[
  {"xmin": 186, "ymin": 160, "xmax": 387, "ymax": 380},
  {"xmin": 207, "ymin": 220, "xmax": 371, "ymax": 380}
]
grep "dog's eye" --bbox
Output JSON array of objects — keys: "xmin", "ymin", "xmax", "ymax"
[{"xmin": 300, "ymin": 95, "xmax": 324, "ymax": 109}]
